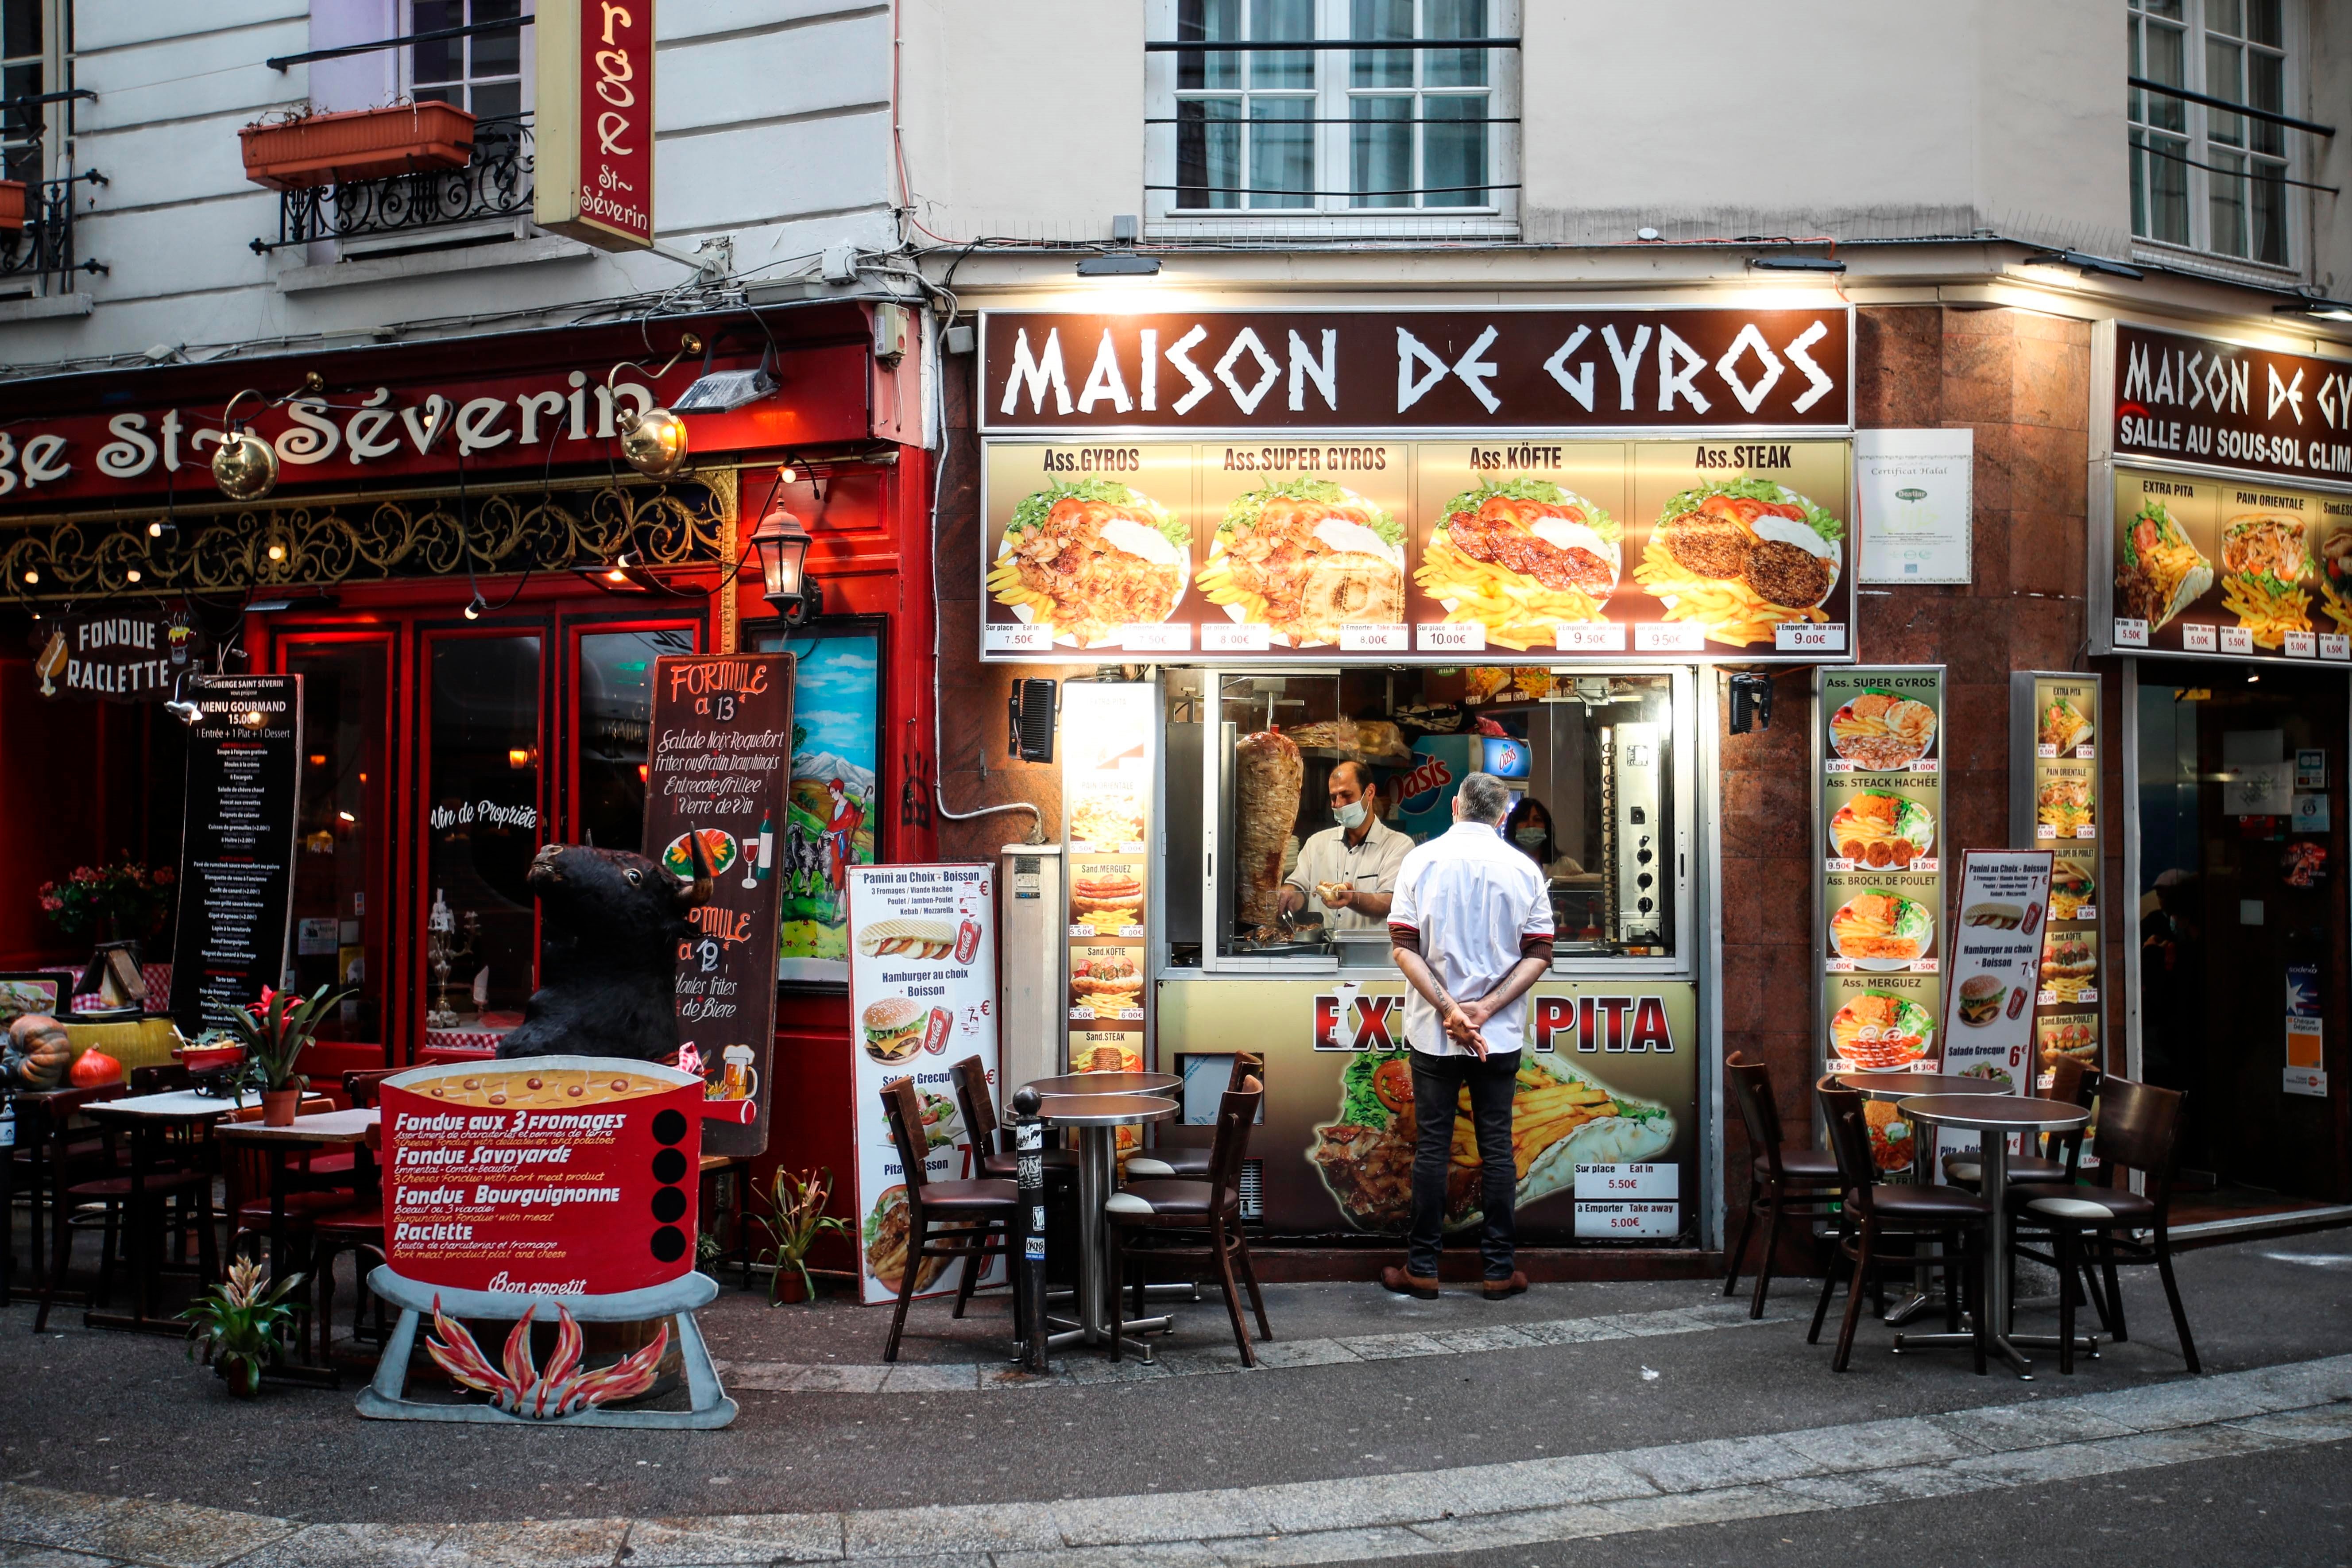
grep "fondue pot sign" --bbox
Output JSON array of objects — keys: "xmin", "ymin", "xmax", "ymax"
[{"xmin": 381, "ymin": 1056, "xmax": 746, "ymax": 1296}]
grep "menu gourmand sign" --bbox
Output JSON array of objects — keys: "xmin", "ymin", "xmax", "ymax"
[
  {"xmin": 644, "ymin": 653, "xmax": 794, "ymax": 1159},
  {"xmin": 844, "ymin": 863, "xmax": 1000, "ymax": 1305},
  {"xmin": 381, "ymin": 1057, "xmax": 704, "ymax": 1296},
  {"xmin": 168, "ymin": 674, "xmax": 302, "ymax": 1034},
  {"xmin": 978, "ymin": 309, "xmax": 1856, "ymax": 666},
  {"xmin": 2102, "ymin": 325, "xmax": 2352, "ymax": 665},
  {"xmin": 1815, "ymin": 669, "xmax": 1946, "ymax": 1158}
]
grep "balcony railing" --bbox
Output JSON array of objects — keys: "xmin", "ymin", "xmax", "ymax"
[
  {"xmin": 250, "ymin": 113, "xmax": 533, "ymax": 254},
  {"xmin": 1, "ymin": 168, "xmax": 108, "ymax": 294}
]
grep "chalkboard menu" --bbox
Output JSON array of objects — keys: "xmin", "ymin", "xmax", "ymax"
[
  {"xmin": 644, "ymin": 653, "xmax": 795, "ymax": 1158},
  {"xmin": 169, "ymin": 674, "xmax": 304, "ymax": 1034}
]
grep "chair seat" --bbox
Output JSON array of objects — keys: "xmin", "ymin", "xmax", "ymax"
[
  {"xmin": 915, "ymin": 1178, "xmax": 1017, "ymax": 1214},
  {"xmin": 1106, "ymin": 1178, "xmax": 1220, "ymax": 1220},
  {"xmin": 235, "ymin": 1190, "xmax": 359, "ymax": 1226},
  {"xmin": 2010, "ymin": 1184, "xmax": 2156, "ymax": 1227},
  {"xmin": 979, "ymin": 1147, "xmax": 1079, "ymax": 1179},
  {"xmin": 1774, "ymin": 1148, "xmax": 1842, "ymax": 1182},
  {"xmin": 1122, "ymin": 1150, "xmax": 1207, "ymax": 1179},
  {"xmin": 1943, "ymin": 1154, "xmax": 2068, "ymax": 1186},
  {"xmin": 1862, "ymin": 1184, "xmax": 1992, "ymax": 1223},
  {"xmin": 64, "ymin": 1169, "xmax": 211, "ymax": 1203},
  {"xmin": 311, "ymin": 1204, "xmax": 386, "ymax": 1236}
]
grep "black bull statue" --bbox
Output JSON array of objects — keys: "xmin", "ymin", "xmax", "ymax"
[{"xmin": 494, "ymin": 838, "xmax": 714, "ymax": 1062}]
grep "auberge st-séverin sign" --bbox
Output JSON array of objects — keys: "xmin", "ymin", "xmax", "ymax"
[
  {"xmin": 2115, "ymin": 322, "xmax": 2352, "ymax": 482},
  {"xmin": 980, "ymin": 309, "xmax": 1852, "ymax": 432}
]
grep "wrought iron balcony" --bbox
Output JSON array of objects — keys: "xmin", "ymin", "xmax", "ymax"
[
  {"xmin": 1, "ymin": 170, "xmax": 108, "ymax": 294},
  {"xmin": 250, "ymin": 113, "xmax": 532, "ymax": 254}
]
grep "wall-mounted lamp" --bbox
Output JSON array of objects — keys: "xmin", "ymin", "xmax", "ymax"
[
  {"xmin": 1075, "ymin": 251, "xmax": 1160, "ymax": 278},
  {"xmin": 607, "ymin": 333, "xmax": 702, "ymax": 478},
  {"xmin": 2275, "ymin": 295, "xmax": 2352, "ymax": 324},
  {"xmin": 750, "ymin": 506, "xmax": 823, "ymax": 626},
  {"xmin": 1748, "ymin": 253, "xmax": 1845, "ymax": 274},
  {"xmin": 212, "ymin": 390, "xmax": 279, "ymax": 501},
  {"xmin": 2023, "ymin": 249, "xmax": 2144, "ymax": 282}
]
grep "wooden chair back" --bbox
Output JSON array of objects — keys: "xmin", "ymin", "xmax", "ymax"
[
  {"xmin": 2085, "ymin": 1076, "xmax": 2182, "ymax": 1212},
  {"xmin": 879, "ymin": 1076, "xmax": 933, "ymax": 1210},
  {"xmin": 1726, "ymin": 1054, "xmax": 1790, "ymax": 1179},
  {"xmin": 1202, "ymin": 1077, "xmax": 1262, "ymax": 1217},
  {"xmin": 1816, "ymin": 1084, "xmax": 1878, "ymax": 1216},
  {"xmin": 1226, "ymin": 1051, "xmax": 1265, "ymax": 1093},
  {"xmin": 948, "ymin": 1055, "xmax": 999, "ymax": 1157},
  {"xmin": 340, "ymin": 1069, "xmax": 403, "ymax": 1108}
]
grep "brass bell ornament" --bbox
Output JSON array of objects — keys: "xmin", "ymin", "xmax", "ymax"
[
  {"xmin": 211, "ymin": 427, "xmax": 279, "ymax": 501},
  {"xmin": 616, "ymin": 403, "xmax": 689, "ymax": 478}
]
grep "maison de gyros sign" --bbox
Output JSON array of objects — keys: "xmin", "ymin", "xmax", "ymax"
[
  {"xmin": 535, "ymin": 0, "xmax": 658, "ymax": 251},
  {"xmin": 979, "ymin": 309, "xmax": 1853, "ymax": 432},
  {"xmin": 2115, "ymin": 322, "xmax": 2352, "ymax": 482}
]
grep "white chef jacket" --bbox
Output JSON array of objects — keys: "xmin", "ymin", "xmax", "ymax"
[
  {"xmin": 1283, "ymin": 813, "xmax": 1411, "ymax": 935},
  {"xmin": 1387, "ymin": 821, "xmax": 1555, "ymax": 1057}
]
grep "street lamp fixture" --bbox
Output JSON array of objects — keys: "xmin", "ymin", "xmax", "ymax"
[
  {"xmin": 607, "ymin": 333, "xmax": 703, "ymax": 479},
  {"xmin": 750, "ymin": 506, "xmax": 824, "ymax": 626}
]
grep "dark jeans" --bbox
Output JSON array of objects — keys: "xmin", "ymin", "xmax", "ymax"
[{"xmin": 1407, "ymin": 1048, "xmax": 1520, "ymax": 1281}]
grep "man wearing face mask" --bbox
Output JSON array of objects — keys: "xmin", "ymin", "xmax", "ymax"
[{"xmin": 1279, "ymin": 759, "xmax": 1410, "ymax": 936}]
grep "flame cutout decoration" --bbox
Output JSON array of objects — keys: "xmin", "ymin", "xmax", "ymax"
[{"xmin": 426, "ymin": 1296, "xmax": 669, "ymax": 1418}]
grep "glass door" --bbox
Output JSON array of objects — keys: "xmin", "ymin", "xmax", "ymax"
[
  {"xmin": 567, "ymin": 619, "xmax": 700, "ymax": 855},
  {"xmin": 281, "ymin": 634, "xmax": 393, "ymax": 1046}
]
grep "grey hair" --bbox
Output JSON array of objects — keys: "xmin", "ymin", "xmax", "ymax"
[{"xmin": 1455, "ymin": 771, "xmax": 1511, "ymax": 824}]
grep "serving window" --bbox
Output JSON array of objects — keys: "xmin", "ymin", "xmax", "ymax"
[{"xmin": 1191, "ymin": 664, "xmax": 1693, "ymax": 973}]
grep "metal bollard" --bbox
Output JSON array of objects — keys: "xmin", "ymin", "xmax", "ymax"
[{"xmin": 1010, "ymin": 1085, "xmax": 1049, "ymax": 1373}]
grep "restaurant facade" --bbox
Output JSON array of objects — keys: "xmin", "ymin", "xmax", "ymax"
[{"xmin": 929, "ymin": 285, "xmax": 2352, "ymax": 1277}]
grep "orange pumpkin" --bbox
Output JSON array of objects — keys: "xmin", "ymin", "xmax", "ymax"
[
  {"xmin": 69, "ymin": 1045, "xmax": 122, "ymax": 1088},
  {"xmin": 3, "ymin": 1014, "xmax": 72, "ymax": 1090}
]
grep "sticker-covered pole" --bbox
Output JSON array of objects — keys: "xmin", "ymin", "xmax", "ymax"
[{"xmin": 1011, "ymin": 1085, "xmax": 1048, "ymax": 1373}]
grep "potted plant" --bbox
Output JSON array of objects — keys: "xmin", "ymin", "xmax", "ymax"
[
  {"xmin": 0, "ymin": 179, "xmax": 25, "ymax": 231},
  {"xmin": 239, "ymin": 101, "xmax": 476, "ymax": 191},
  {"xmin": 226, "ymin": 984, "xmax": 345, "ymax": 1125},
  {"xmin": 753, "ymin": 1166, "xmax": 848, "ymax": 1305},
  {"xmin": 180, "ymin": 1257, "xmax": 306, "ymax": 1397}
]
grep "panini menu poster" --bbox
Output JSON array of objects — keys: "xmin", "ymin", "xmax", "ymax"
[
  {"xmin": 844, "ymin": 863, "xmax": 1000, "ymax": 1305},
  {"xmin": 1938, "ymin": 851, "xmax": 2054, "ymax": 1104},
  {"xmin": 1061, "ymin": 683, "xmax": 1155, "ymax": 1123},
  {"xmin": 2103, "ymin": 468, "xmax": 2352, "ymax": 666},
  {"xmin": 2012, "ymin": 674, "xmax": 2104, "ymax": 1088},
  {"xmin": 982, "ymin": 440, "xmax": 1855, "ymax": 664},
  {"xmin": 169, "ymin": 674, "xmax": 303, "ymax": 1034},
  {"xmin": 1816, "ymin": 666, "xmax": 1946, "ymax": 1096},
  {"xmin": 644, "ymin": 653, "xmax": 795, "ymax": 1158}
]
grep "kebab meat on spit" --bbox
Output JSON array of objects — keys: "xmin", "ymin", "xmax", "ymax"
[{"xmin": 1234, "ymin": 728, "xmax": 1303, "ymax": 932}]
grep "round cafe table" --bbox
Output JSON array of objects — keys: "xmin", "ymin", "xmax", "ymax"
[
  {"xmin": 1028, "ymin": 1087, "xmax": 1178, "ymax": 1355},
  {"xmin": 1023, "ymin": 1071, "xmax": 1180, "ymax": 1099},
  {"xmin": 1893, "ymin": 1093, "xmax": 2093, "ymax": 1379},
  {"xmin": 1833, "ymin": 1072, "xmax": 1993, "ymax": 1324}
]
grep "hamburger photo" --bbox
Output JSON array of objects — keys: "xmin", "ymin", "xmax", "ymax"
[
  {"xmin": 1956, "ymin": 973, "xmax": 2004, "ymax": 1027},
  {"xmin": 861, "ymin": 996, "xmax": 925, "ymax": 1064}
]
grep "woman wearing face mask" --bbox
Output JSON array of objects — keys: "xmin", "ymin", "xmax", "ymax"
[{"xmin": 1503, "ymin": 798, "xmax": 1582, "ymax": 878}]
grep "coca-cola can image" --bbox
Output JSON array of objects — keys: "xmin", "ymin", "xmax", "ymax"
[
  {"xmin": 2007, "ymin": 985, "xmax": 2030, "ymax": 1020},
  {"xmin": 955, "ymin": 918, "xmax": 981, "ymax": 964},
  {"xmin": 2022, "ymin": 901, "xmax": 2044, "ymax": 937},
  {"xmin": 922, "ymin": 1007, "xmax": 954, "ymax": 1054}
]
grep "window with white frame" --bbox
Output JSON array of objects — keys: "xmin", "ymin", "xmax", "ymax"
[
  {"xmin": 0, "ymin": 0, "xmax": 63, "ymax": 186},
  {"xmin": 1145, "ymin": 0, "xmax": 1519, "ymax": 233},
  {"xmin": 409, "ymin": 0, "xmax": 527, "ymax": 124},
  {"xmin": 2128, "ymin": 0, "xmax": 2299, "ymax": 267}
]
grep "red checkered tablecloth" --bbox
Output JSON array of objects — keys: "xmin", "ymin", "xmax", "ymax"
[
  {"xmin": 42, "ymin": 963, "xmax": 174, "ymax": 1014},
  {"xmin": 421, "ymin": 1027, "xmax": 505, "ymax": 1057}
]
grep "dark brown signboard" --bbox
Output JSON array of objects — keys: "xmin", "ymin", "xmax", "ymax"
[
  {"xmin": 169, "ymin": 674, "xmax": 303, "ymax": 1034},
  {"xmin": 979, "ymin": 309, "xmax": 1852, "ymax": 433},
  {"xmin": 31, "ymin": 606, "xmax": 202, "ymax": 702},
  {"xmin": 2115, "ymin": 322, "xmax": 2352, "ymax": 483},
  {"xmin": 644, "ymin": 653, "xmax": 796, "ymax": 1158}
]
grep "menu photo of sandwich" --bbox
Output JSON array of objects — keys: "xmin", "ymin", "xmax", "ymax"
[
  {"xmin": 2036, "ymin": 773, "xmax": 2094, "ymax": 839},
  {"xmin": 2039, "ymin": 929, "xmax": 2098, "ymax": 1003},
  {"xmin": 2114, "ymin": 496, "xmax": 2213, "ymax": 635},
  {"xmin": 1071, "ymin": 862, "xmax": 1145, "ymax": 936},
  {"xmin": 2037, "ymin": 1012, "xmax": 2098, "ymax": 1067},
  {"xmin": 1632, "ymin": 479, "xmax": 1843, "ymax": 647},
  {"xmin": 986, "ymin": 478, "xmax": 1190, "ymax": 648},
  {"xmin": 2318, "ymin": 521, "xmax": 2352, "ymax": 632},
  {"xmin": 1954, "ymin": 972, "xmax": 2015, "ymax": 1029},
  {"xmin": 2036, "ymin": 692, "xmax": 2094, "ymax": 756},
  {"xmin": 2217, "ymin": 510, "xmax": 2314, "ymax": 650},
  {"xmin": 857, "ymin": 918, "xmax": 955, "ymax": 960},
  {"xmin": 1069, "ymin": 950, "xmax": 1143, "ymax": 1018},
  {"xmin": 2049, "ymin": 859, "xmax": 2096, "ymax": 921},
  {"xmin": 1414, "ymin": 478, "xmax": 1623, "ymax": 650},
  {"xmin": 1194, "ymin": 478, "xmax": 1406, "ymax": 647}
]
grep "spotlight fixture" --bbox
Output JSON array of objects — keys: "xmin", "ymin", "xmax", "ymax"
[
  {"xmin": 670, "ymin": 343, "xmax": 778, "ymax": 414},
  {"xmin": 1075, "ymin": 251, "xmax": 1160, "ymax": 278},
  {"xmin": 2023, "ymin": 249, "xmax": 2144, "ymax": 282},
  {"xmin": 1748, "ymin": 253, "xmax": 1845, "ymax": 274},
  {"xmin": 2275, "ymin": 294, "xmax": 2352, "ymax": 324},
  {"xmin": 165, "ymin": 698, "xmax": 201, "ymax": 724},
  {"xmin": 607, "ymin": 333, "xmax": 702, "ymax": 479},
  {"xmin": 750, "ymin": 506, "xmax": 824, "ymax": 627}
]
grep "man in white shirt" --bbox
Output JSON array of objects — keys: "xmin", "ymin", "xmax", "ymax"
[
  {"xmin": 1381, "ymin": 771, "xmax": 1555, "ymax": 1300},
  {"xmin": 1278, "ymin": 760, "xmax": 1411, "ymax": 937}
]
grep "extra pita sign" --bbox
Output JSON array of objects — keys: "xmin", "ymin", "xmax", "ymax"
[
  {"xmin": 979, "ymin": 308, "xmax": 1853, "ymax": 433},
  {"xmin": 535, "ymin": 0, "xmax": 657, "ymax": 250}
]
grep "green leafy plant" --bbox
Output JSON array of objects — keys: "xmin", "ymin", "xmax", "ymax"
[
  {"xmin": 226, "ymin": 983, "xmax": 347, "ymax": 1096},
  {"xmin": 754, "ymin": 1166, "xmax": 849, "ymax": 1305},
  {"xmin": 180, "ymin": 1257, "xmax": 306, "ymax": 1397},
  {"xmin": 37, "ymin": 857, "xmax": 175, "ymax": 941}
]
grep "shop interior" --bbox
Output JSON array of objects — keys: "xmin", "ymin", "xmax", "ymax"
[
  {"xmin": 2135, "ymin": 662, "xmax": 2352, "ymax": 1221},
  {"xmin": 1164, "ymin": 667, "xmax": 1687, "ymax": 972}
]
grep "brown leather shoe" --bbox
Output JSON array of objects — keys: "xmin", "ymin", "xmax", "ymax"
[
  {"xmin": 1381, "ymin": 1266, "xmax": 1439, "ymax": 1300},
  {"xmin": 1482, "ymin": 1271, "xmax": 1528, "ymax": 1300}
]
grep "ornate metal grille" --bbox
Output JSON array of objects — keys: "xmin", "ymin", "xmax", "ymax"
[
  {"xmin": 1, "ymin": 172, "xmax": 104, "ymax": 292},
  {"xmin": 0, "ymin": 470, "xmax": 737, "ymax": 603},
  {"xmin": 250, "ymin": 114, "xmax": 533, "ymax": 254}
]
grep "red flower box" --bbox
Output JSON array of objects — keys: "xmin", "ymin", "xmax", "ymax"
[
  {"xmin": 0, "ymin": 180, "xmax": 25, "ymax": 232},
  {"xmin": 239, "ymin": 102, "xmax": 476, "ymax": 191}
]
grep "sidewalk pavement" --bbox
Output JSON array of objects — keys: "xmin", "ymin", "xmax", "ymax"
[{"xmin": 0, "ymin": 1227, "xmax": 2346, "ymax": 1567}]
